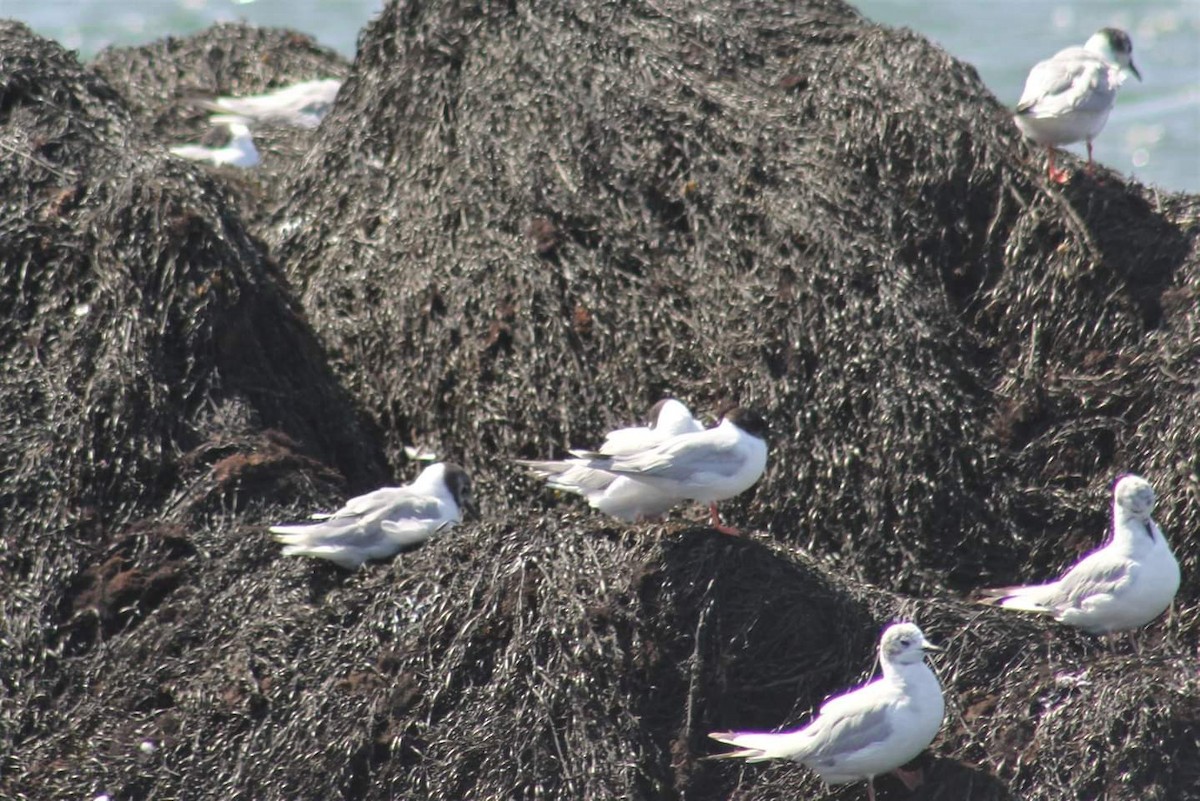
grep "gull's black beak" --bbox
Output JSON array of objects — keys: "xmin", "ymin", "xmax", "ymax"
[{"xmin": 1129, "ymin": 60, "xmax": 1142, "ymax": 82}]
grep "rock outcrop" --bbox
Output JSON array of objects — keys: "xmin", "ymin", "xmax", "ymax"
[{"xmin": 1, "ymin": 2, "xmax": 1197, "ymax": 799}]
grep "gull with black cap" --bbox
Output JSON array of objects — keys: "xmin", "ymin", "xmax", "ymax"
[
  {"xmin": 573, "ymin": 406, "xmax": 768, "ymax": 535},
  {"xmin": 516, "ymin": 398, "xmax": 704, "ymax": 522},
  {"xmin": 268, "ymin": 462, "xmax": 475, "ymax": 570},
  {"xmin": 1014, "ymin": 27, "xmax": 1142, "ymax": 182}
]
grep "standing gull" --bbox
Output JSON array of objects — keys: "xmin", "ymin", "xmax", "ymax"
[
  {"xmin": 978, "ymin": 474, "xmax": 1179, "ymax": 634},
  {"xmin": 575, "ymin": 406, "xmax": 768, "ymax": 535},
  {"xmin": 708, "ymin": 623, "xmax": 945, "ymax": 801},
  {"xmin": 516, "ymin": 398, "xmax": 704, "ymax": 522},
  {"xmin": 268, "ymin": 462, "xmax": 475, "ymax": 570},
  {"xmin": 1014, "ymin": 28, "xmax": 1141, "ymax": 183}
]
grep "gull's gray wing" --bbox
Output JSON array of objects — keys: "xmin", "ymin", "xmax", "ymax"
[
  {"xmin": 1018, "ymin": 53, "xmax": 1114, "ymax": 117},
  {"xmin": 516, "ymin": 460, "xmax": 619, "ymax": 495},
  {"xmin": 596, "ymin": 435, "xmax": 744, "ymax": 483},
  {"xmin": 1018, "ymin": 57, "xmax": 1085, "ymax": 111},
  {"xmin": 293, "ymin": 487, "xmax": 440, "ymax": 530},
  {"xmin": 801, "ymin": 703, "xmax": 893, "ymax": 767},
  {"xmin": 275, "ymin": 492, "xmax": 444, "ymax": 547},
  {"xmin": 1044, "ymin": 550, "xmax": 1133, "ymax": 610},
  {"xmin": 378, "ymin": 494, "xmax": 443, "ymax": 524},
  {"xmin": 313, "ymin": 486, "xmax": 403, "ymax": 521}
]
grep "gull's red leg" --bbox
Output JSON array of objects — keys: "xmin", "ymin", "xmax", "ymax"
[
  {"xmin": 1047, "ymin": 147, "xmax": 1070, "ymax": 184},
  {"xmin": 709, "ymin": 502, "xmax": 742, "ymax": 536}
]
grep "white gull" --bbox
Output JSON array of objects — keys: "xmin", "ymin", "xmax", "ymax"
[
  {"xmin": 202, "ymin": 78, "xmax": 342, "ymax": 129},
  {"xmin": 1014, "ymin": 28, "xmax": 1141, "ymax": 182},
  {"xmin": 268, "ymin": 462, "xmax": 474, "ymax": 570},
  {"xmin": 169, "ymin": 119, "xmax": 260, "ymax": 168},
  {"xmin": 516, "ymin": 398, "xmax": 704, "ymax": 522},
  {"xmin": 979, "ymin": 473, "xmax": 1179, "ymax": 634},
  {"xmin": 575, "ymin": 406, "xmax": 768, "ymax": 535},
  {"xmin": 709, "ymin": 622, "xmax": 945, "ymax": 801}
]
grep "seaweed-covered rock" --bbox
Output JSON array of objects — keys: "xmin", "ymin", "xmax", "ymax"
[
  {"xmin": 266, "ymin": 0, "xmax": 1199, "ymax": 795},
  {"xmin": 90, "ymin": 22, "xmax": 349, "ymax": 137},
  {"xmin": 90, "ymin": 23, "xmax": 352, "ymax": 229},
  {"xmin": 275, "ymin": 0, "xmax": 1197, "ymax": 598},
  {"xmin": 0, "ymin": 18, "xmax": 386, "ymax": 793},
  {"xmin": 2, "ymin": 1, "xmax": 1200, "ymax": 800}
]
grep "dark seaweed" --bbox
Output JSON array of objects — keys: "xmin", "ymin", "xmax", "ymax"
[{"xmin": 2, "ymin": 1, "xmax": 1199, "ymax": 799}]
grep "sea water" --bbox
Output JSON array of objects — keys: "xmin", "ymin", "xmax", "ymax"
[{"xmin": 4, "ymin": 0, "xmax": 1197, "ymax": 191}]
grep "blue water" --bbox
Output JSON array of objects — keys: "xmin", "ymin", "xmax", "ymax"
[
  {"xmin": 857, "ymin": 0, "xmax": 1200, "ymax": 193},
  {"xmin": 4, "ymin": 0, "xmax": 1198, "ymax": 192}
]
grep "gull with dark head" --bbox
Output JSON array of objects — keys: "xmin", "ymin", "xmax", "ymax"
[
  {"xmin": 708, "ymin": 623, "xmax": 945, "ymax": 801},
  {"xmin": 169, "ymin": 118, "xmax": 260, "ymax": 168},
  {"xmin": 1014, "ymin": 28, "xmax": 1141, "ymax": 183},
  {"xmin": 269, "ymin": 462, "xmax": 475, "ymax": 570},
  {"xmin": 978, "ymin": 474, "xmax": 1179, "ymax": 635},
  {"xmin": 516, "ymin": 398, "xmax": 704, "ymax": 522},
  {"xmin": 575, "ymin": 406, "xmax": 768, "ymax": 535}
]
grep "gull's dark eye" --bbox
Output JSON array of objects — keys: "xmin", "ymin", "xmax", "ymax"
[{"xmin": 899, "ymin": 638, "xmax": 911, "ymax": 647}]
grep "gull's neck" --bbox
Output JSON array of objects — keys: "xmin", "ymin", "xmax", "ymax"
[
  {"xmin": 1111, "ymin": 505, "xmax": 1157, "ymax": 551},
  {"xmin": 880, "ymin": 655, "xmax": 930, "ymax": 686}
]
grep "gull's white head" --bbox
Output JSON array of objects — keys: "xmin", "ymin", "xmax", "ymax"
[
  {"xmin": 1113, "ymin": 474, "xmax": 1155, "ymax": 519},
  {"xmin": 1085, "ymin": 28, "xmax": 1141, "ymax": 81},
  {"xmin": 879, "ymin": 622, "xmax": 939, "ymax": 666}
]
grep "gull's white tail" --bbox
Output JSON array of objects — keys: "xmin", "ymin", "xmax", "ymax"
[
  {"xmin": 706, "ymin": 731, "xmax": 797, "ymax": 763},
  {"xmin": 976, "ymin": 584, "xmax": 1056, "ymax": 614}
]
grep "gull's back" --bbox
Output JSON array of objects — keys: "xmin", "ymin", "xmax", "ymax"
[
  {"xmin": 270, "ymin": 479, "xmax": 457, "ymax": 568},
  {"xmin": 1015, "ymin": 46, "xmax": 1121, "ymax": 147}
]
